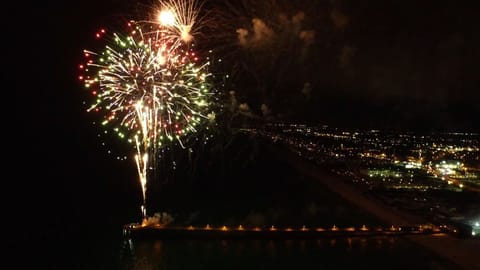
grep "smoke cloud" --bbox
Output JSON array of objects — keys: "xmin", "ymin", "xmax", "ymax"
[
  {"xmin": 331, "ymin": 9, "xmax": 349, "ymax": 30},
  {"xmin": 236, "ymin": 28, "xmax": 249, "ymax": 47},
  {"xmin": 237, "ymin": 12, "xmax": 314, "ymax": 48},
  {"xmin": 252, "ymin": 18, "xmax": 274, "ymax": 45},
  {"xmin": 239, "ymin": 103, "xmax": 251, "ymax": 112},
  {"xmin": 261, "ymin": 103, "xmax": 271, "ymax": 117},
  {"xmin": 299, "ymin": 30, "xmax": 315, "ymax": 46}
]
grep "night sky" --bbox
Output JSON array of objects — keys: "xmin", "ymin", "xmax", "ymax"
[
  {"xmin": 10, "ymin": 0, "xmax": 479, "ymax": 267},
  {"xmin": 15, "ymin": 0, "xmax": 480, "ymax": 133}
]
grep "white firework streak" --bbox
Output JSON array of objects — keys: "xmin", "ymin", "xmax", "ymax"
[{"xmin": 82, "ymin": 20, "xmax": 214, "ymax": 218}]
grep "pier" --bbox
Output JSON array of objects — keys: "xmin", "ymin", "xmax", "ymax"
[{"xmin": 123, "ymin": 224, "xmax": 447, "ymax": 240}]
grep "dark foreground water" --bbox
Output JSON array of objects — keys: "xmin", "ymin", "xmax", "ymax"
[{"xmin": 116, "ymin": 237, "xmax": 461, "ymax": 270}]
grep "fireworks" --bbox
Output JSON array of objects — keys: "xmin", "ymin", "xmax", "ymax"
[
  {"xmin": 147, "ymin": 0, "xmax": 207, "ymax": 45},
  {"xmin": 81, "ymin": 24, "xmax": 213, "ymax": 147},
  {"xmin": 79, "ymin": 0, "xmax": 216, "ymax": 218}
]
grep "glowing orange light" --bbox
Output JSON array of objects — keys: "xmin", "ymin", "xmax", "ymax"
[{"xmin": 158, "ymin": 10, "xmax": 175, "ymax": 26}]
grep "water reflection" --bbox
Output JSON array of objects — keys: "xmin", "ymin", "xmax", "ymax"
[{"xmin": 118, "ymin": 236, "xmax": 460, "ymax": 270}]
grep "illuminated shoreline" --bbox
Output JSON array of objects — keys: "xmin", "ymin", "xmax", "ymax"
[{"xmin": 123, "ymin": 224, "xmax": 448, "ymax": 240}]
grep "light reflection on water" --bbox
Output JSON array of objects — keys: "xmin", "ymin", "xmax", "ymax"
[{"xmin": 118, "ymin": 237, "xmax": 458, "ymax": 270}]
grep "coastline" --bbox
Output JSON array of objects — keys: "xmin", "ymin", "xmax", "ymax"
[{"xmin": 273, "ymin": 142, "xmax": 480, "ymax": 270}]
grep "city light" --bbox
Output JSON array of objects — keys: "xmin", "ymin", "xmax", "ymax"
[{"xmin": 256, "ymin": 124, "xmax": 479, "ymax": 237}]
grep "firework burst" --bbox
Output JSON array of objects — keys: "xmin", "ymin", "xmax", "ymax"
[
  {"xmin": 79, "ymin": 1, "xmax": 216, "ymax": 219},
  {"xmin": 143, "ymin": 0, "xmax": 209, "ymax": 45}
]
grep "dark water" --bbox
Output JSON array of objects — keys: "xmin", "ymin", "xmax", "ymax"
[{"xmin": 116, "ymin": 236, "xmax": 460, "ymax": 270}]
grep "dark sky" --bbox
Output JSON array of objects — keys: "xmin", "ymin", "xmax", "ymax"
[
  {"xmin": 14, "ymin": 0, "xmax": 480, "ymax": 133},
  {"xmin": 11, "ymin": 0, "xmax": 479, "ymax": 229},
  {"xmin": 12, "ymin": 0, "xmax": 480, "ymax": 199},
  {"xmin": 12, "ymin": 1, "xmax": 480, "ymax": 191},
  {"xmin": 9, "ymin": 1, "xmax": 479, "ymax": 267},
  {"xmin": 202, "ymin": 0, "xmax": 480, "ymax": 131}
]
